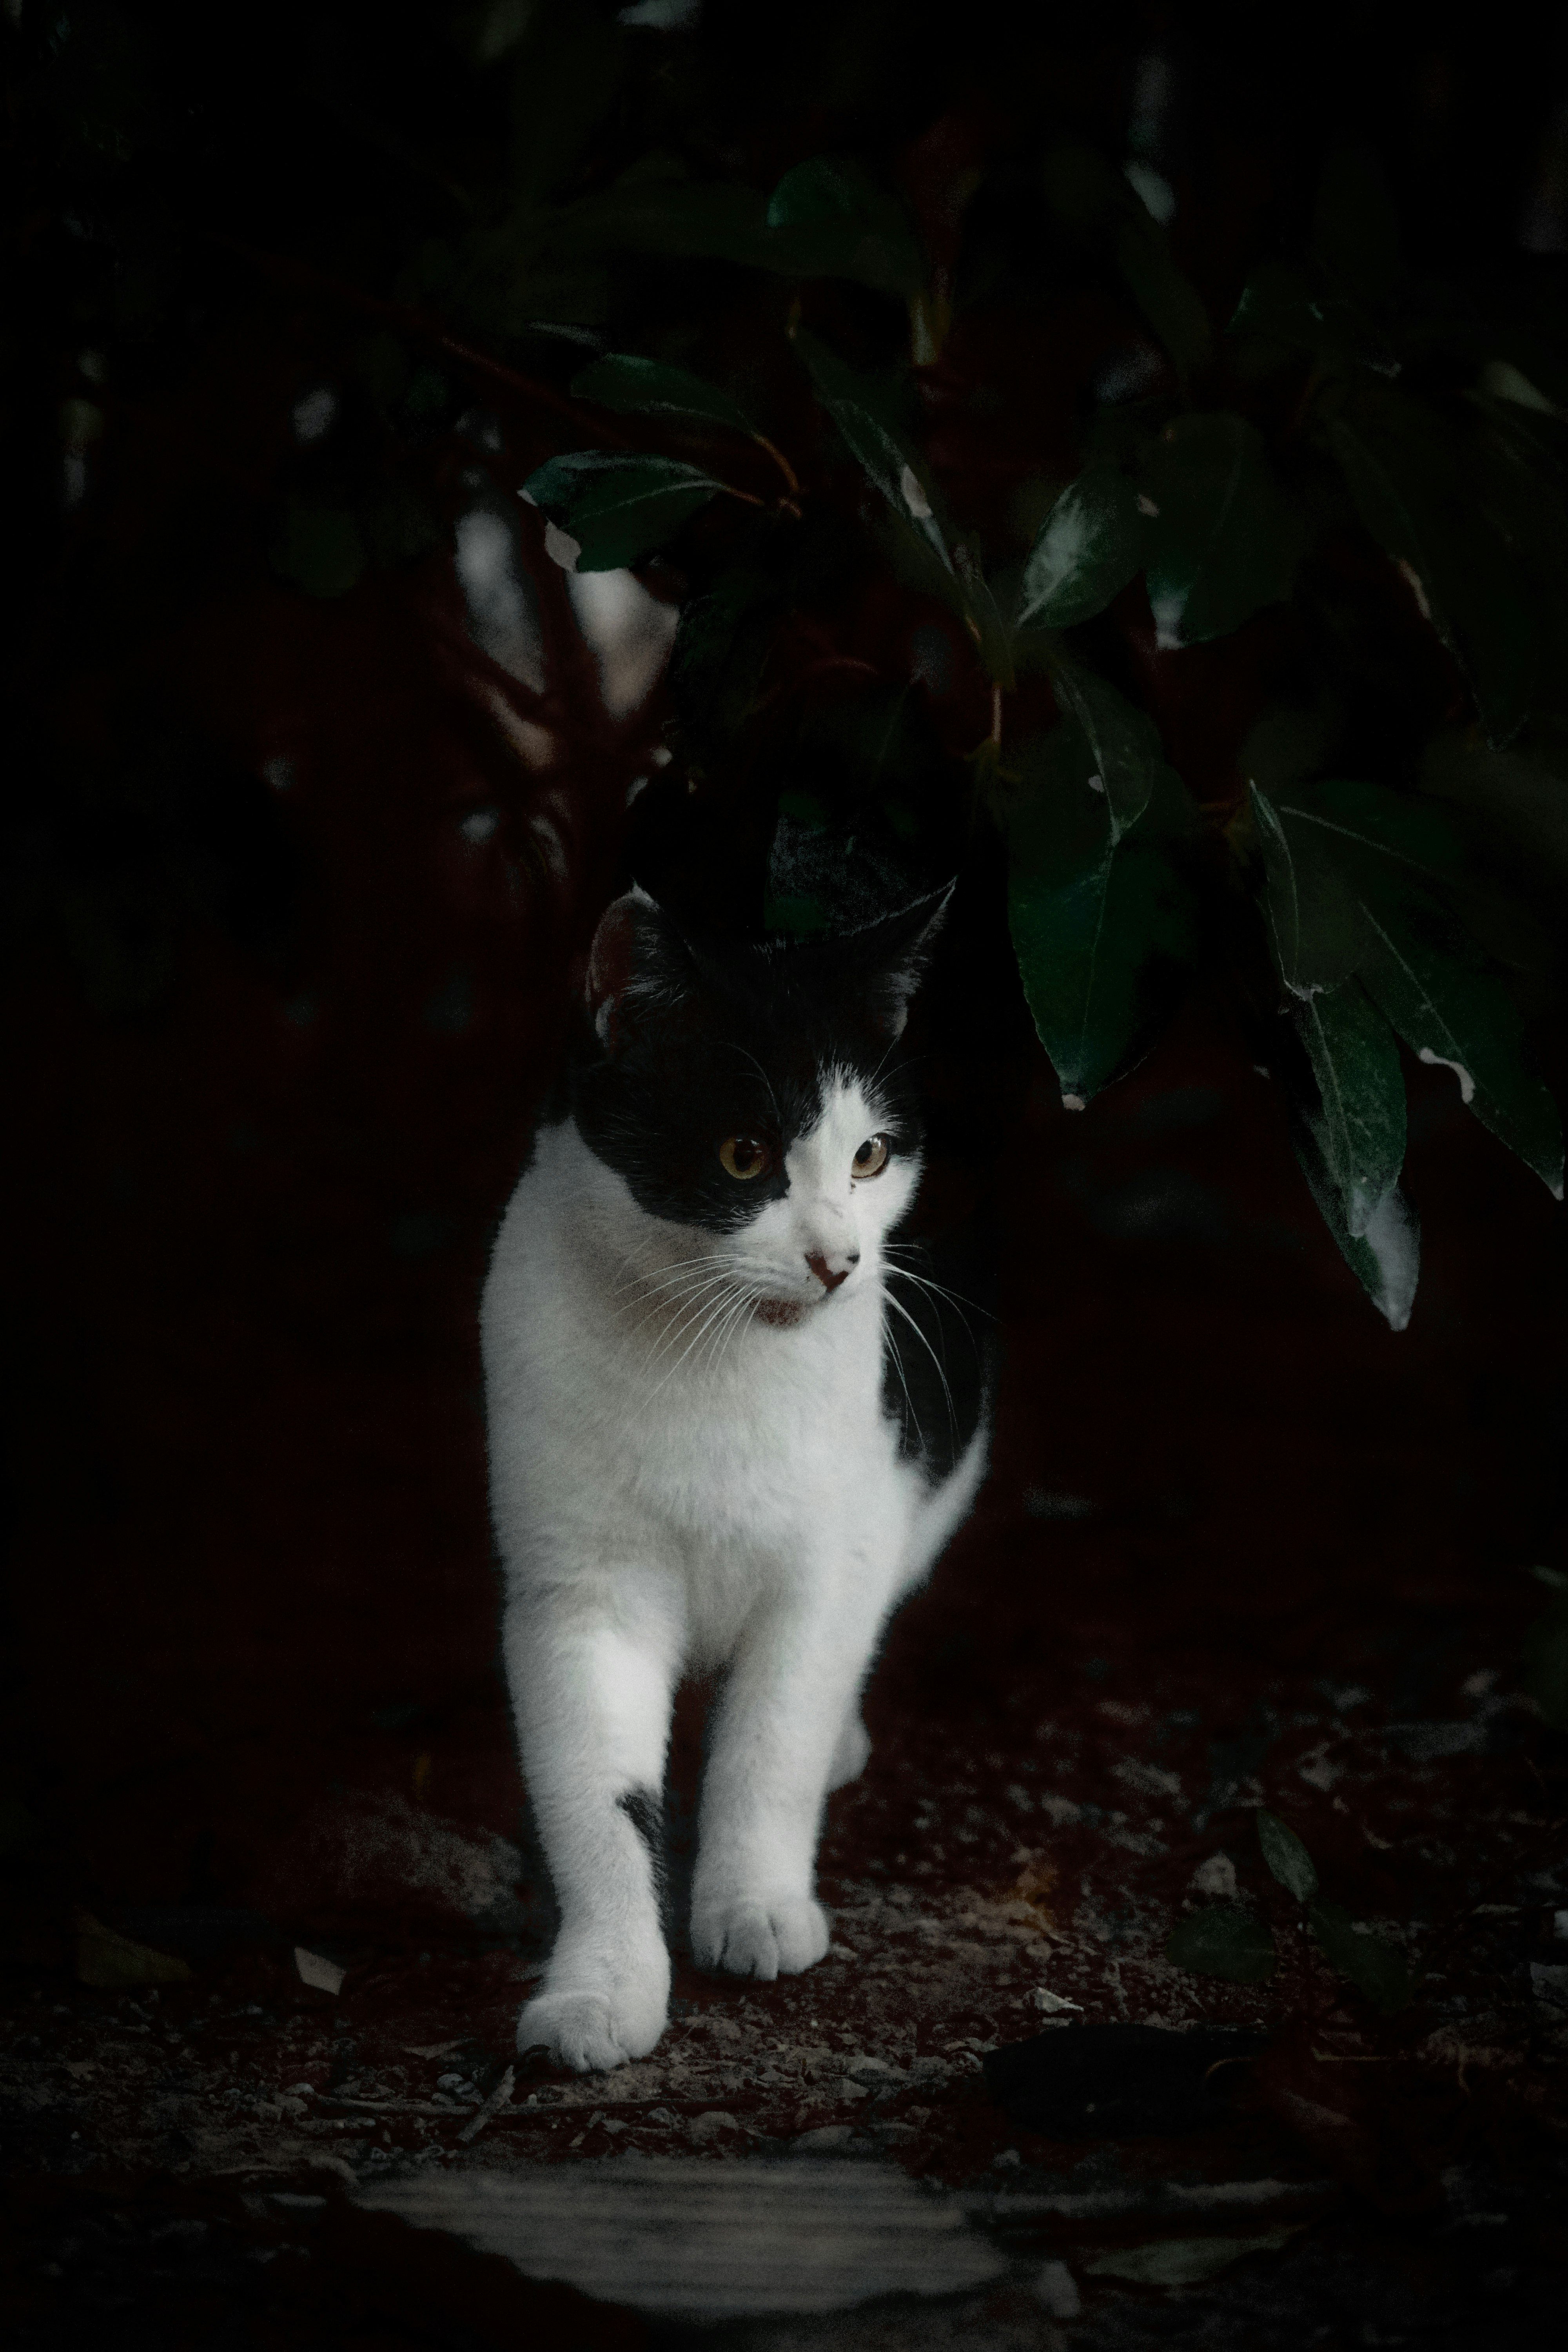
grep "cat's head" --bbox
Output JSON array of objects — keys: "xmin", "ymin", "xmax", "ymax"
[{"xmin": 569, "ymin": 884, "xmax": 949, "ymax": 1324}]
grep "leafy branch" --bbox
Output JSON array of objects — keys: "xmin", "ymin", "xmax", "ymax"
[{"xmin": 17, "ymin": 4, "xmax": 1565, "ymax": 1330}]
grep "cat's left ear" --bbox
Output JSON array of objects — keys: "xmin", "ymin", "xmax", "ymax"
[
  {"xmin": 584, "ymin": 885, "xmax": 691, "ymax": 1050},
  {"xmin": 854, "ymin": 884, "xmax": 954, "ymax": 1040}
]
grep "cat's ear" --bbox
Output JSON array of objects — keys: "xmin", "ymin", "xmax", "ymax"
[
  {"xmin": 854, "ymin": 884, "xmax": 954, "ymax": 1040},
  {"xmin": 584, "ymin": 886, "xmax": 692, "ymax": 1050}
]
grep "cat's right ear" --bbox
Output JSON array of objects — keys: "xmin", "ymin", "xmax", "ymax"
[{"xmin": 584, "ymin": 886, "xmax": 686, "ymax": 1051}]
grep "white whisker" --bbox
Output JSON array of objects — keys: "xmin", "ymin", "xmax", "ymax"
[
  {"xmin": 880, "ymin": 1311, "xmax": 919, "ymax": 1448},
  {"xmin": 883, "ymin": 1289, "xmax": 958, "ymax": 1442}
]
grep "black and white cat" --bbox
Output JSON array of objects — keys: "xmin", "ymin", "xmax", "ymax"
[{"xmin": 480, "ymin": 882, "xmax": 989, "ymax": 2073}]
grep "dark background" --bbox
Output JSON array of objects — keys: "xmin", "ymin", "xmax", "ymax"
[{"xmin": 2, "ymin": 0, "xmax": 1566, "ymax": 2241}]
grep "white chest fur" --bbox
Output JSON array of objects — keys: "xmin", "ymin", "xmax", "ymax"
[{"xmin": 484, "ymin": 1121, "xmax": 938, "ymax": 1664}]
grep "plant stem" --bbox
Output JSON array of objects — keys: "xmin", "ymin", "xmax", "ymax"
[{"xmin": 748, "ymin": 432, "xmax": 801, "ymax": 497}]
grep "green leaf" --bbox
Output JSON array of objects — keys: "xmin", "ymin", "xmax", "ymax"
[
  {"xmin": 271, "ymin": 499, "xmax": 365, "ymax": 599},
  {"xmin": 1286, "ymin": 776, "xmax": 1466, "ymax": 880},
  {"xmin": 766, "ymin": 156, "xmax": 873, "ymax": 230},
  {"xmin": 1325, "ymin": 395, "xmax": 1538, "ymax": 749},
  {"xmin": 791, "ymin": 328, "xmax": 1016, "ymax": 682},
  {"xmin": 1292, "ymin": 978, "xmax": 1406, "ymax": 1239},
  {"xmin": 952, "ymin": 541, "xmax": 1016, "ymax": 690},
  {"xmin": 1227, "ymin": 262, "xmax": 1382, "ymax": 375},
  {"xmin": 1256, "ymin": 778, "xmax": 1563, "ymax": 1198},
  {"xmin": 1038, "ymin": 141, "xmax": 1209, "ymax": 379},
  {"xmin": 75, "ymin": 1908, "xmax": 192, "ymax": 1990},
  {"xmin": 1140, "ymin": 413, "xmax": 1306, "ymax": 648},
  {"xmin": 1041, "ymin": 648, "xmax": 1166, "ymax": 841},
  {"xmin": 522, "ymin": 450, "xmax": 726, "ymax": 569},
  {"xmin": 553, "ymin": 159, "xmax": 773, "ymax": 266},
  {"xmin": 1019, "ymin": 468, "xmax": 1144, "ymax": 629},
  {"xmin": 1356, "ymin": 905, "xmax": 1564, "ymax": 1198},
  {"xmin": 1008, "ymin": 732, "xmax": 1196, "ymax": 1105},
  {"xmin": 1251, "ymin": 784, "xmax": 1367, "ymax": 997},
  {"xmin": 791, "ymin": 329, "xmax": 946, "ymax": 557},
  {"xmin": 1521, "ymin": 1585, "xmax": 1568, "ymax": 1731},
  {"xmin": 1290, "ymin": 1123, "xmax": 1421, "ymax": 1331},
  {"xmin": 569, "ymin": 352, "xmax": 757, "ymax": 438},
  {"xmin": 1256, "ymin": 1811, "xmax": 1319, "ymax": 1902},
  {"xmin": 1165, "ymin": 1906, "xmax": 1277, "ymax": 1984},
  {"xmin": 1116, "ymin": 215, "xmax": 1213, "ymax": 383},
  {"xmin": 557, "ymin": 152, "xmax": 927, "ymax": 297},
  {"xmin": 763, "ymin": 156, "xmax": 927, "ymax": 298},
  {"xmin": 1307, "ymin": 1898, "xmax": 1413, "ymax": 2013}
]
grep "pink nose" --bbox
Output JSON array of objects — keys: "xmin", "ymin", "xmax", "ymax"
[{"xmin": 806, "ymin": 1251, "xmax": 855, "ymax": 1293}]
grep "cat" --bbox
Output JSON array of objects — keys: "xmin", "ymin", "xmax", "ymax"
[{"xmin": 480, "ymin": 881, "xmax": 991, "ymax": 2073}]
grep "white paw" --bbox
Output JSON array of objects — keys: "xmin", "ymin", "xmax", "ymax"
[
  {"xmin": 691, "ymin": 1895, "xmax": 830, "ymax": 1980},
  {"xmin": 828, "ymin": 1712, "xmax": 872, "ymax": 1791},
  {"xmin": 516, "ymin": 1985, "xmax": 666, "ymax": 2074}
]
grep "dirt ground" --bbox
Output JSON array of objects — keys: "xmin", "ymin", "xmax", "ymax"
[{"xmin": 5, "ymin": 985, "xmax": 1567, "ymax": 2346}]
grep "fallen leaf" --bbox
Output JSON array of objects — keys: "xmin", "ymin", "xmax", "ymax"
[
  {"xmin": 1084, "ymin": 2227, "xmax": 1304, "ymax": 2287},
  {"xmin": 74, "ymin": 1909, "xmax": 192, "ymax": 1989},
  {"xmin": 295, "ymin": 1945, "xmax": 346, "ymax": 1996}
]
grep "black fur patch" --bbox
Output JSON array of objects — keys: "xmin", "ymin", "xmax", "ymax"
[
  {"xmin": 616, "ymin": 1785, "xmax": 670, "ymax": 1925},
  {"xmin": 569, "ymin": 896, "xmax": 943, "ymax": 1232},
  {"xmin": 880, "ymin": 1220, "xmax": 997, "ymax": 1483}
]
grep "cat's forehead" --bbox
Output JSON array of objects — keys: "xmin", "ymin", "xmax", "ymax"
[
  {"xmin": 780, "ymin": 1073, "xmax": 884, "ymax": 1162},
  {"xmin": 692, "ymin": 1015, "xmax": 893, "ymax": 1138}
]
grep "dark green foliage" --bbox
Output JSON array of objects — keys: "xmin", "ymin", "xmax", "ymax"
[
  {"xmin": 1019, "ymin": 470, "xmax": 1145, "ymax": 631},
  {"xmin": 1307, "ymin": 1900, "xmax": 1413, "ymax": 2014},
  {"xmin": 1007, "ymin": 720, "xmax": 1196, "ymax": 1105},
  {"xmin": 1256, "ymin": 1810, "xmax": 1319, "ymax": 1903},
  {"xmin": 8, "ymin": 0, "xmax": 1564, "ymax": 1328},
  {"xmin": 522, "ymin": 451, "xmax": 729, "ymax": 570},
  {"xmin": 1324, "ymin": 393, "xmax": 1538, "ymax": 750},
  {"xmin": 1255, "ymin": 779, "xmax": 1564, "ymax": 1216},
  {"xmin": 1292, "ymin": 979, "xmax": 1407, "ymax": 1244},
  {"xmin": 1168, "ymin": 1811, "xmax": 1415, "ymax": 2013},
  {"xmin": 1164, "ymin": 1906, "xmax": 1277, "ymax": 1984},
  {"xmin": 1140, "ymin": 415, "xmax": 1306, "ymax": 648},
  {"xmin": 570, "ymin": 353, "xmax": 758, "ymax": 438},
  {"xmin": 764, "ymin": 157, "xmax": 927, "ymax": 299}
]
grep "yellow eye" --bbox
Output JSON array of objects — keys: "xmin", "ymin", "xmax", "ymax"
[
  {"xmin": 851, "ymin": 1134, "xmax": 889, "ymax": 1180},
  {"xmin": 719, "ymin": 1135, "xmax": 773, "ymax": 1180}
]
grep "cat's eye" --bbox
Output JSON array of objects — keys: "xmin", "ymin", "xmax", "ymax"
[
  {"xmin": 852, "ymin": 1135, "xmax": 890, "ymax": 1180},
  {"xmin": 719, "ymin": 1134, "xmax": 773, "ymax": 1181}
]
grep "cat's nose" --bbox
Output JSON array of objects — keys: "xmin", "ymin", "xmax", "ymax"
[{"xmin": 806, "ymin": 1250, "xmax": 857, "ymax": 1293}]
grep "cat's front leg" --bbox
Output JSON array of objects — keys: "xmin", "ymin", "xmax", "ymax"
[
  {"xmin": 503, "ymin": 1580, "xmax": 679, "ymax": 2073},
  {"xmin": 690, "ymin": 1573, "xmax": 885, "ymax": 1981}
]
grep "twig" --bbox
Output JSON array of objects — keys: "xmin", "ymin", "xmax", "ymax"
[
  {"xmin": 319, "ymin": 2096, "xmax": 481, "ymax": 2117},
  {"xmin": 458, "ymin": 2064, "xmax": 516, "ymax": 2144}
]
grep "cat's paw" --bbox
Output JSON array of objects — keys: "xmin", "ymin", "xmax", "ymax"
[
  {"xmin": 690, "ymin": 1895, "xmax": 830, "ymax": 1980},
  {"xmin": 516, "ymin": 1987, "xmax": 666, "ymax": 2074}
]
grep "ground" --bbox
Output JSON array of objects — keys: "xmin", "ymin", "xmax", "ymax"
[{"xmin": 4, "ymin": 998, "xmax": 1567, "ymax": 2346}]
